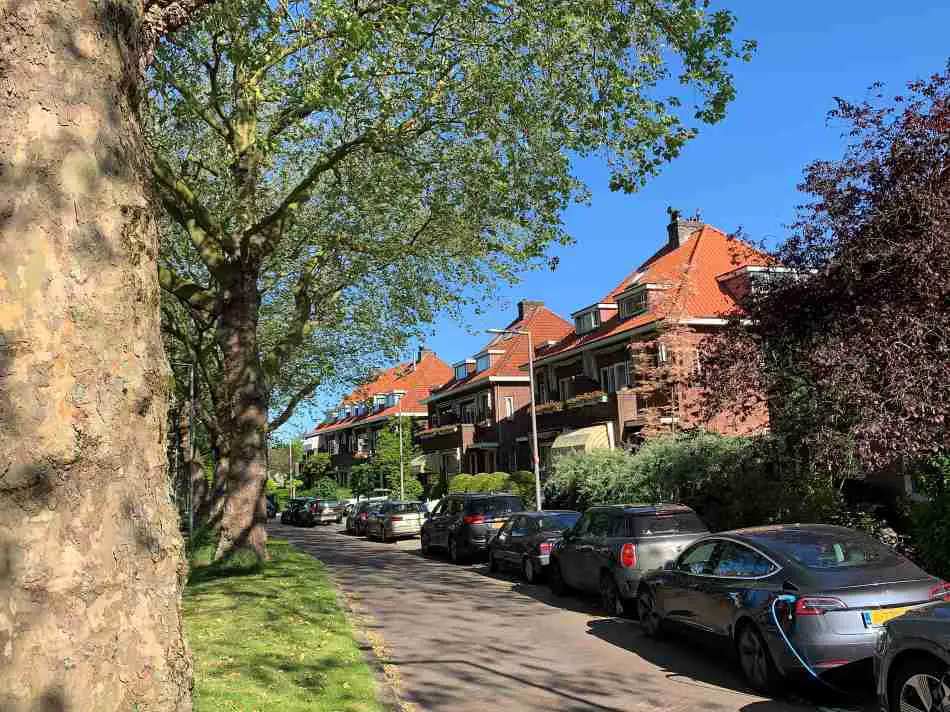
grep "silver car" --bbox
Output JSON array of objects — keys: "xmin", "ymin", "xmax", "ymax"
[
  {"xmin": 365, "ymin": 501, "xmax": 426, "ymax": 542},
  {"xmin": 876, "ymin": 600, "xmax": 950, "ymax": 712}
]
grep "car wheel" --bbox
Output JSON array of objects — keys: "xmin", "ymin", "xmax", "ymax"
[
  {"xmin": 448, "ymin": 537, "xmax": 463, "ymax": 564},
  {"xmin": 523, "ymin": 557, "xmax": 539, "ymax": 584},
  {"xmin": 600, "ymin": 573, "xmax": 624, "ymax": 617},
  {"xmin": 889, "ymin": 656, "xmax": 950, "ymax": 712},
  {"xmin": 637, "ymin": 586, "xmax": 663, "ymax": 638},
  {"xmin": 737, "ymin": 623, "xmax": 777, "ymax": 694},
  {"xmin": 549, "ymin": 560, "xmax": 568, "ymax": 596},
  {"xmin": 421, "ymin": 533, "xmax": 431, "ymax": 555}
]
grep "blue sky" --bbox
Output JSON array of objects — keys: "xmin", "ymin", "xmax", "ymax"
[{"xmin": 279, "ymin": 1, "xmax": 950, "ymax": 438}]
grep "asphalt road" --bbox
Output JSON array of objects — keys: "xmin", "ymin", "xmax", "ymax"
[{"xmin": 273, "ymin": 522, "xmax": 876, "ymax": 712}]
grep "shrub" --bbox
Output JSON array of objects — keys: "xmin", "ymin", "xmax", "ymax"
[
  {"xmin": 312, "ymin": 477, "xmax": 338, "ymax": 500},
  {"xmin": 449, "ymin": 474, "xmax": 474, "ymax": 493},
  {"xmin": 509, "ymin": 471, "xmax": 536, "ymax": 505},
  {"xmin": 546, "ymin": 449, "xmax": 643, "ymax": 510}
]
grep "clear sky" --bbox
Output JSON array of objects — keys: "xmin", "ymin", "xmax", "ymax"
[{"xmin": 279, "ymin": 1, "xmax": 950, "ymax": 438}]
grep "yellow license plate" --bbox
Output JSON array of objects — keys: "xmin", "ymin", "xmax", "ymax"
[
  {"xmin": 490, "ymin": 521, "xmax": 505, "ymax": 529},
  {"xmin": 864, "ymin": 606, "xmax": 913, "ymax": 627}
]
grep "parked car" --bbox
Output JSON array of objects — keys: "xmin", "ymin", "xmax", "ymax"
[
  {"xmin": 876, "ymin": 600, "xmax": 950, "ymax": 712},
  {"xmin": 365, "ymin": 501, "xmax": 427, "ymax": 542},
  {"xmin": 297, "ymin": 499, "xmax": 342, "ymax": 526},
  {"xmin": 349, "ymin": 499, "xmax": 386, "ymax": 536},
  {"xmin": 636, "ymin": 524, "xmax": 947, "ymax": 693},
  {"xmin": 421, "ymin": 492, "xmax": 524, "ymax": 563},
  {"xmin": 488, "ymin": 510, "xmax": 581, "ymax": 583},
  {"xmin": 280, "ymin": 497, "xmax": 311, "ymax": 525},
  {"xmin": 548, "ymin": 504, "xmax": 707, "ymax": 616}
]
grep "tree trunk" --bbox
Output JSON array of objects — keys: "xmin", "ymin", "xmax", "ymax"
[
  {"xmin": 214, "ymin": 273, "xmax": 268, "ymax": 560},
  {"xmin": 0, "ymin": 1, "xmax": 192, "ymax": 710}
]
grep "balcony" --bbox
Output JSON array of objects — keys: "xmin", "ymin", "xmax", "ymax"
[
  {"xmin": 534, "ymin": 391, "xmax": 619, "ymax": 431},
  {"xmin": 417, "ymin": 423, "xmax": 476, "ymax": 453}
]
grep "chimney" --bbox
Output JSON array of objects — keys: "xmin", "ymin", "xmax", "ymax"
[
  {"xmin": 416, "ymin": 345, "xmax": 434, "ymax": 363},
  {"xmin": 666, "ymin": 208, "xmax": 703, "ymax": 249},
  {"xmin": 517, "ymin": 299, "xmax": 544, "ymax": 321}
]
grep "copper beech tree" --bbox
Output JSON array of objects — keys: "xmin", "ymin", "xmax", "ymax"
[
  {"xmin": 148, "ymin": 0, "xmax": 755, "ymax": 560},
  {"xmin": 0, "ymin": 1, "xmax": 210, "ymax": 710},
  {"xmin": 702, "ymin": 67, "xmax": 950, "ymax": 475}
]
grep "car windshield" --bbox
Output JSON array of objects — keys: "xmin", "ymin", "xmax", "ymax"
[
  {"xmin": 538, "ymin": 513, "xmax": 581, "ymax": 531},
  {"xmin": 632, "ymin": 512, "xmax": 706, "ymax": 537},
  {"xmin": 759, "ymin": 529, "xmax": 900, "ymax": 569},
  {"xmin": 389, "ymin": 503, "xmax": 423, "ymax": 514}
]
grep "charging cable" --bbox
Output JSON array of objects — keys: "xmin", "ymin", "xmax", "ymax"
[{"xmin": 769, "ymin": 594, "xmax": 855, "ymax": 697}]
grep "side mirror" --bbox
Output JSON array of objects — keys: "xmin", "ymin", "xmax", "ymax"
[{"xmin": 663, "ymin": 560, "xmax": 676, "ymax": 571}]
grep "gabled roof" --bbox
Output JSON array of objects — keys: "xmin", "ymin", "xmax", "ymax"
[
  {"xmin": 426, "ymin": 303, "xmax": 572, "ymax": 402},
  {"xmin": 535, "ymin": 224, "xmax": 772, "ymax": 363},
  {"xmin": 306, "ymin": 351, "xmax": 453, "ymax": 436}
]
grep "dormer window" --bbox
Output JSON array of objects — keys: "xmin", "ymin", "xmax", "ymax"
[
  {"xmin": 619, "ymin": 289, "xmax": 648, "ymax": 319},
  {"xmin": 454, "ymin": 364, "xmax": 468, "ymax": 380},
  {"xmin": 475, "ymin": 354, "xmax": 491, "ymax": 372},
  {"xmin": 574, "ymin": 310, "xmax": 599, "ymax": 335},
  {"xmin": 385, "ymin": 391, "xmax": 404, "ymax": 408},
  {"xmin": 373, "ymin": 395, "xmax": 386, "ymax": 410}
]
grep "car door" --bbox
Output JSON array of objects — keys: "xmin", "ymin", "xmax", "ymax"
[
  {"xmin": 493, "ymin": 516, "xmax": 517, "ymax": 563},
  {"xmin": 661, "ymin": 539, "xmax": 722, "ymax": 630},
  {"xmin": 430, "ymin": 499, "xmax": 450, "ymax": 547},
  {"xmin": 701, "ymin": 541, "xmax": 781, "ymax": 637},
  {"xmin": 575, "ymin": 509, "xmax": 613, "ymax": 592},
  {"xmin": 507, "ymin": 516, "xmax": 533, "ymax": 562},
  {"xmin": 558, "ymin": 512, "xmax": 592, "ymax": 588}
]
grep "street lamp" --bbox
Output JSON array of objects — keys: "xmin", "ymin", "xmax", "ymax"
[
  {"xmin": 397, "ymin": 396, "xmax": 405, "ymax": 500},
  {"xmin": 486, "ymin": 328, "xmax": 542, "ymax": 511}
]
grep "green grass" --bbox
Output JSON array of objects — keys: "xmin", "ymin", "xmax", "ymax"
[{"xmin": 185, "ymin": 538, "xmax": 381, "ymax": 712}]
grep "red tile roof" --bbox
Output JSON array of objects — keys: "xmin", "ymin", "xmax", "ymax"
[
  {"xmin": 536, "ymin": 225, "xmax": 772, "ymax": 362},
  {"xmin": 308, "ymin": 351, "xmax": 453, "ymax": 435},
  {"xmin": 426, "ymin": 303, "xmax": 573, "ymax": 401}
]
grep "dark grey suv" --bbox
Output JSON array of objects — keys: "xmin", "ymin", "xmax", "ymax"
[
  {"xmin": 876, "ymin": 600, "xmax": 950, "ymax": 712},
  {"xmin": 421, "ymin": 492, "xmax": 524, "ymax": 563},
  {"xmin": 548, "ymin": 504, "xmax": 708, "ymax": 616}
]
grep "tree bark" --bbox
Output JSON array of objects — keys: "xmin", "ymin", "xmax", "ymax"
[
  {"xmin": 0, "ymin": 1, "xmax": 191, "ymax": 710},
  {"xmin": 214, "ymin": 273, "xmax": 268, "ymax": 560}
]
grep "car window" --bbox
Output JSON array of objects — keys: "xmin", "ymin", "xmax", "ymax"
[
  {"xmin": 612, "ymin": 515, "xmax": 631, "ymax": 537},
  {"xmin": 511, "ymin": 516, "xmax": 531, "ymax": 536},
  {"xmin": 713, "ymin": 542, "xmax": 777, "ymax": 578},
  {"xmin": 676, "ymin": 540, "xmax": 719, "ymax": 575},
  {"xmin": 573, "ymin": 513, "xmax": 593, "ymax": 537},
  {"xmin": 390, "ymin": 503, "xmax": 421, "ymax": 514},
  {"xmin": 498, "ymin": 518, "xmax": 515, "ymax": 536},
  {"xmin": 447, "ymin": 499, "xmax": 463, "ymax": 517},
  {"xmin": 586, "ymin": 510, "xmax": 615, "ymax": 538},
  {"xmin": 756, "ymin": 528, "xmax": 901, "ymax": 570},
  {"xmin": 538, "ymin": 512, "xmax": 581, "ymax": 531},
  {"xmin": 632, "ymin": 512, "xmax": 706, "ymax": 537}
]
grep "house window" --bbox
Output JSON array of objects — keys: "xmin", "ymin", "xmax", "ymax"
[
  {"xmin": 461, "ymin": 400, "xmax": 477, "ymax": 424},
  {"xmin": 477, "ymin": 391, "xmax": 492, "ymax": 421},
  {"xmin": 537, "ymin": 375, "xmax": 548, "ymax": 403},
  {"xmin": 373, "ymin": 395, "xmax": 386, "ymax": 410},
  {"xmin": 454, "ymin": 364, "xmax": 468, "ymax": 380},
  {"xmin": 600, "ymin": 362, "xmax": 631, "ymax": 393},
  {"xmin": 558, "ymin": 377, "xmax": 572, "ymax": 401},
  {"xmin": 599, "ymin": 366, "xmax": 615, "ymax": 394},
  {"xmin": 619, "ymin": 290, "xmax": 648, "ymax": 318},
  {"xmin": 574, "ymin": 311, "xmax": 599, "ymax": 335},
  {"xmin": 657, "ymin": 343, "xmax": 669, "ymax": 364},
  {"xmin": 504, "ymin": 396, "xmax": 514, "ymax": 419},
  {"xmin": 475, "ymin": 354, "xmax": 491, "ymax": 372}
]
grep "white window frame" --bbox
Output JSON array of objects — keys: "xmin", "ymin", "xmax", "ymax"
[
  {"xmin": 504, "ymin": 396, "xmax": 514, "ymax": 419},
  {"xmin": 574, "ymin": 310, "xmax": 599, "ymax": 335},
  {"xmin": 619, "ymin": 290, "xmax": 648, "ymax": 319},
  {"xmin": 475, "ymin": 354, "xmax": 491, "ymax": 372},
  {"xmin": 657, "ymin": 343, "xmax": 669, "ymax": 364},
  {"xmin": 454, "ymin": 364, "xmax": 468, "ymax": 380}
]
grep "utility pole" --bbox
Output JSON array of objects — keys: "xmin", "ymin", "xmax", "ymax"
[
  {"xmin": 398, "ymin": 399, "xmax": 405, "ymax": 500},
  {"xmin": 486, "ymin": 328, "xmax": 542, "ymax": 511},
  {"xmin": 288, "ymin": 441, "xmax": 295, "ymax": 498}
]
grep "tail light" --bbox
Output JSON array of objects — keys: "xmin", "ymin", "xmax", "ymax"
[
  {"xmin": 309, "ymin": 503, "xmax": 317, "ymax": 513},
  {"xmin": 794, "ymin": 597, "xmax": 845, "ymax": 616},
  {"xmin": 462, "ymin": 514, "xmax": 485, "ymax": 525},
  {"xmin": 539, "ymin": 541, "xmax": 554, "ymax": 555},
  {"xmin": 390, "ymin": 516, "xmax": 403, "ymax": 522},
  {"xmin": 929, "ymin": 582, "xmax": 950, "ymax": 601},
  {"xmin": 359, "ymin": 512, "xmax": 368, "ymax": 520},
  {"xmin": 620, "ymin": 542, "xmax": 637, "ymax": 568}
]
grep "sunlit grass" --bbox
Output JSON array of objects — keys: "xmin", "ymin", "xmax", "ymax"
[{"xmin": 185, "ymin": 537, "xmax": 380, "ymax": 712}]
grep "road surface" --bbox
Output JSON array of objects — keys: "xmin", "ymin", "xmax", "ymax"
[{"xmin": 273, "ymin": 522, "xmax": 874, "ymax": 712}]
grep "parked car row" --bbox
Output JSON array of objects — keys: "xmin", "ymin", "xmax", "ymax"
[
  {"xmin": 279, "ymin": 497, "xmax": 345, "ymax": 526},
  {"xmin": 275, "ymin": 491, "xmax": 950, "ymax": 710}
]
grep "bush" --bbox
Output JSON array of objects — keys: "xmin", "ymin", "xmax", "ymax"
[
  {"xmin": 907, "ymin": 456, "xmax": 950, "ymax": 579},
  {"xmin": 312, "ymin": 477, "xmax": 338, "ymax": 500},
  {"xmin": 448, "ymin": 474, "xmax": 474, "ymax": 493},
  {"xmin": 509, "ymin": 470, "xmax": 536, "ymax": 505},
  {"xmin": 545, "ymin": 449, "xmax": 642, "ymax": 510}
]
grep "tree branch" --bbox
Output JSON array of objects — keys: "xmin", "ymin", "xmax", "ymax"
[
  {"xmin": 268, "ymin": 379, "xmax": 322, "ymax": 432},
  {"xmin": 158, "ymin": 264, "xmax": 217, "ymax": 315},
  {"xmin": 142, "ymin": 0, "xmax": 216, "ymax": 72}
]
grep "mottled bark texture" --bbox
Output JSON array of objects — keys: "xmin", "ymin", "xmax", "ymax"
[
  {"xmin": 0, "ymin": 1, "xmax": 192, "ymax": 710},
  {"xmin": 213, "ymin": 273, "xmax": 268, "ymax": 560}
]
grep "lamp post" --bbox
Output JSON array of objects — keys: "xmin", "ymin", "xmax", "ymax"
[
  {"xmin": 486, "ymin": 328, "xmax": 541, "ymax": 511},
  {"xmin": 397, "ymin": 397, "xmax": 405, "ymax": 500}
]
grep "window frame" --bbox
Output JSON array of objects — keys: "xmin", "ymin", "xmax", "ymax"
[
  {"xmin": 619, "ymin": 290, "xmax": 648, "ymax": 319},
  {"xmin": 475, "ymin": 354, "xmax": 491, "ymax": 372},
  {"xmin": 504, "ymin": 396, "xmax": 514, "ymax": 419},
  {"xmin": 675, "ymin": 539, "xmax": 721, "ymax": 576},
  {"xmin": 711, "ymin": 540, "xmax": 781, "ymax": 580}
]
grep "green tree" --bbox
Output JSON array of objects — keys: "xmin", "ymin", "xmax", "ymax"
[
  {"xmin": 312, "ymin": 477, "xmax": 339, "ymax": 500},
  {"xmin": 373, "ymin": 417, "xmax": 421, "ymax": 499},
  {"xmin": 300, "ymin": 452, "xmax": 333, "ymax": 489},
  {"xmin": 148, "ymin": 0, "xmax": 754, "ymax": 559}
]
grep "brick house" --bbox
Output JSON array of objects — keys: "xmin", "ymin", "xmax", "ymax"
[
  {"xmin": 303, "ymin": 348, "xmax": 453, "ymax": 485},
  {"xmin": 528, "ymin": 213, "xmax": 773, "ymax": 468},
  {"xmin": 416, "ymin": 301, "xmax": 572, "ymax": 480}
]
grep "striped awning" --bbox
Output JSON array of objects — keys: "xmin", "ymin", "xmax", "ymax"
[{"xmin": 551, "ymin": 424, "xmax": 611, "ymax": 454}]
